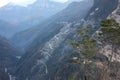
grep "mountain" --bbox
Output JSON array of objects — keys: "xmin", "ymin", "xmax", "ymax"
[
  {"xmin": 11, "ymin": 0, "xmax": 93, "ymax": 52},
  {"xmin": 0, "ymin": 18, "xmax": 45, "ymax": 38},
  {"xmin": 82, "ymin": 0, "xmax": 118, "ymax": 31},
  {"xmin": 0, "ymin": 20, "xmax": 17, "ymax": 38},
  {"xmin": 0, "ymin": 69, "xmax": 9, "ymax": 80},
  {"xmin": 0, "ymin": 0, "xmax": 69, "ymax": 39},
  {"xmin": 13, "ymin": 0, "xmax": 119, "ymax": 80},
  {"xmin": 108, "ymin": 0, "xmax": 120, "ymax": 22},
  {"xmin": 0, "ymin": 35, "xmax": 22, "ymax": 80},
  {"xmin": 13, "ymin": 0, "xmax": 94, "ymax": 80},
  {"xmin": 0, "ymin": 0, "xmax": 67, "ymax": 24}
]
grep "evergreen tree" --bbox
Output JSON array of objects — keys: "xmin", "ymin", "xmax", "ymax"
[
  {"xmin": 99, "ymin": 19, "xmax": 120, "ymax": 80},
  {"xmin": 71, "ymin": 26, "xmax": 97, "ymax": 80}
]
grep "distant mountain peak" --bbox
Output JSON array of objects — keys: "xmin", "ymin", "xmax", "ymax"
[
  {"xmin": 0, "ymin": 2, "xmax": 26, "ymax": 10},
  {"xmin": 35, "ymin": 0, "xmax": 50, "ymax": 3},
  {"xmin": 28, "ymin": 0, "xmax": 64, "ymax": 8}
]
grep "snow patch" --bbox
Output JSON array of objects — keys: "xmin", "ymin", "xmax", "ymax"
[
  {"xmin": 16, "ymin": 56, "xmax": 21, "ymax": 59},
  {"xmin": 95, "ymin": 8, "xmax": 99, "ymax": 11},
  {"xmin": 73, "ymin": 57, "xmax": 78, "ymax": 60},
  {"xmin": 4, "ymin": 68, "xmax": 7, "ymax": 73},
  {"xmin": 90, "ymin": 12, "xmax": 95, "ymax": 15}
]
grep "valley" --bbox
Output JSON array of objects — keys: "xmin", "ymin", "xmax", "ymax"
[{"xmin": 0, "ymin": 0, "xmax": 120, "ymax": 80}]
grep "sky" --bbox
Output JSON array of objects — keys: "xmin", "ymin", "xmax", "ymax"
[
  {"xmin": 51, "ymin": 0, "xmax": 68, "ymax": 3},
  {"xmin": 0, "ymin": 0, "xmax": 37, "ymax": 7},
  {"xmin": 0, "ymin": 0, "xmax": 69, "ymax": 7}
]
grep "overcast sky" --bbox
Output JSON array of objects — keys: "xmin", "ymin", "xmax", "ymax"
[
  {"xmin": 51, "ymin": 0, "xmax": 68, "ymax": 3},
  {"xmin": 0, "ymin": 0, "xmax": 82, "ymax": 7},
  {"xmin": 0, "ymin": 0, "xmax": 37, "ymax": 7}
]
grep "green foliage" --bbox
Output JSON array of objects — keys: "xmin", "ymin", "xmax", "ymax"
[
  {"xmin": 70, "ymin": 72, "xmax": 78, "ymax": 80},
  {"xmin": 70, "ymin": 19, "xmax": 120, "ymax": 80},
  {"xmin": 99, "ymin": 19, "xmax": 120, "ymax": 80},
  {"xmin": 71, "ymin": 26, "xmax": 97, "ymax": 61},
  {"xmin": 100, "ymin": 19, "xmax": 120, "ymax": 45},
  {"xmin": 71, "ymin": 26, "xmax": 97, "ymax": 80}
]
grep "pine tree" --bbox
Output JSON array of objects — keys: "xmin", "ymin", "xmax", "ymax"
[
  {"xmin": 99, "ymin": 19, "xmax": 120, "ymax": 80},
  {"xmin": 71, "ymin": 26, "xmax": 97, "ymax": 80}
]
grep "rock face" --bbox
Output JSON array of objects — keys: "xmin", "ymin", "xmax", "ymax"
[
  {"xmin": 87, "ymin": 0, "xmax": 120, "ymax": 79},
  {"xmin": 83, "ymin": 0, "xmax": 118, "ymax": 30},
  {"xmin": 107, "ymin": 0, "xmax": 120, "ymax": 63},
  {"xmin": 91, "ymin": 0, "xmax": 120, "ymax": 63},
  {"xmin": 15, "ymin": 0, "xmax": 118, "ymax": 80},
  {"xmin": 97, "ymin": 0, "xmax": 120, "ymax": 64},
  {"xmin": 109, "ymin": 0, "xmax": 120, "ymax": 22},
  {"xmin": 54, "ymin": 0, "xmax": 119, "ymax": 80}
]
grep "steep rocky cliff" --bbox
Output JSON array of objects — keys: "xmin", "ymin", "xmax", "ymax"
[
  {"xmin": 54, "ymin": 0, "xmax": 119, "ymax": 80},
  {"xmin": 108, "ymin": 0, "xmax": 120, "ymax": 62},
  {"xmin": 109, "ymin": 0, "xmax": 120, "ymax": 22},
  {"xmin": 97, "ymin": 0, "xmax": 120, "ymax": 65},
  {"xmin": 89, "ymin": 1, "xmax": 120, "ymax": 80},
  {"xmin": 91, "ymin": 0, "xmax": 120, "ymax": 64},
  {"xmin": 83, "ymin": 0, "xmax": 118, "ymax": 30}
]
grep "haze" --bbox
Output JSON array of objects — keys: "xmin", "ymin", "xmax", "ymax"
[
  {"xmin": 0, "ymin": 0, "xmax": 69, "ymax": 7},
  {"xmin": 0, "ymin": 0, "xmax": 85, "ymax": 7}
]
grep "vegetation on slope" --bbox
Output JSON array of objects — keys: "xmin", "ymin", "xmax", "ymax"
[{"xmin": 69, "ymin": 19, "xmax": 120, "ymax": 80}]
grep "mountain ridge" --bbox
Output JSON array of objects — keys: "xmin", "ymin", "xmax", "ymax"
[
  {"xmin": 14, "ymin": 0, "xmax": 118, "ymax": 80},
  {"xmin": 11, "ymin": 0, "xmax": 93, "ymax": 52},
  {"xmin": 0, "ymin": 0, "xmax": 69, "ymax": 39}
]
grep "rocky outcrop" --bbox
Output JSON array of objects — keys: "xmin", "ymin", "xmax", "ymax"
[
  {"xmin": 96, "ymin": 0, "xmax": 120, "ymax": 65},
  {"xmin": 88, "ymin": 1, "xmax": 120, "ymax": 79},
  {"xmin": 54, "ymin": 0, "xmax": 119, "ymax": 80},
  {"xmin": 92, "ymin": 0, "xmax": 120, "ymax": 63},
  {"xmin": 108, "ymin": 0, "xmax": 120, "ymax": 22},
  {"xmin": 83, "ymin": 0, "xmax": 118, "ymax": 31}
]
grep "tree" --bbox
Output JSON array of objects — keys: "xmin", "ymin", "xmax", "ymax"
[
  {"xmin": 99, "ymin": 19, "xmax": 120, "ymax": 80},
  {"xmin": 71, "ymin": 26, "xmax": 97, "ymax": 80}
]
